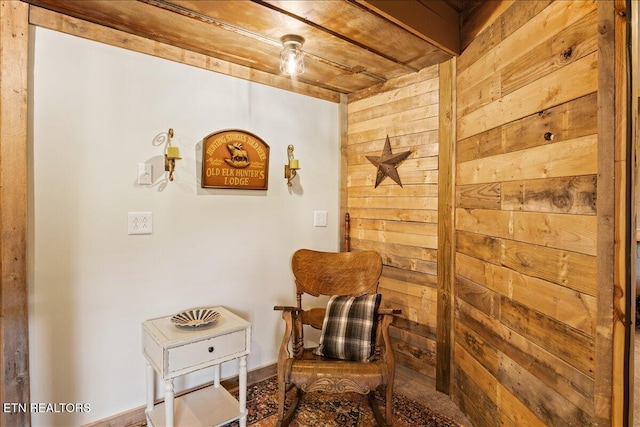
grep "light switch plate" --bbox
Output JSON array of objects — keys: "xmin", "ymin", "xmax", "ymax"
[
  {"xmin": 138, "ymin": 163, "xmax": 153, "ymax": 185},
  {"xmin": 128, "ymin": 212, "xmax": 152, "ymax": 235},
  {"xmin": 314, "ymin": 211, "xmax": 327, "ymax": 227}
]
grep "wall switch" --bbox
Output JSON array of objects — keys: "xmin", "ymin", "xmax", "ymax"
[
  {"xmin": 314, "ymin": 211, "xmax": 327, "ymax": 227},
  {"xmin": 128, "ymin": 212, "xmax": 152, "ymax": 235},
  {"xmin": 138, "ymin": 163, "xmax": 153, "ymax": 185}
]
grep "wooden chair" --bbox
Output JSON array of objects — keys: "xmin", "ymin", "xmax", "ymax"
[{"xmin": 274, "ymin": 249, "xmax": 400, "ymax": 426}]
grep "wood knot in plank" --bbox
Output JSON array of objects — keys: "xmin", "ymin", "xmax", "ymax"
[
  {"xmin": 598, "ymin": 20, "xmax": 611, "ymax": 35},
  {"xmin": 560, "ymin": 46, "xmax": 574, "ymax": 61},
  {"xmin": 14, "ymin": 373, "xmax": 25, "ymax": 385},
  {"xmin": 516, "ymin": 253, "xmax": 532, "ymax": 268},
  {"xmin": 552, "ymin": 193, "xmax": 571, "ymax": 210}
]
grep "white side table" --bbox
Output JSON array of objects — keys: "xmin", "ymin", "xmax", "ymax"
[{"xmin": 142, "ymin": 306, "xmax": 251, "ymax": 427}]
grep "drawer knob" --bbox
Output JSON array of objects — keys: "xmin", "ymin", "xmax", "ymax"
[{"xmin": 208, "ymin": 346, "xmax": 214, "ymax": 353}]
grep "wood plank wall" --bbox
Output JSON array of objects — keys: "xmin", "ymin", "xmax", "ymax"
[
  {"xmin": 453, "ymin": 1, "xmax": 603, "ymax": 425},
  {"xmin": 0, "ymin": 2, "xmax": 31, "ymax": 426},
  {"xmin": 346, "ymin": 65, "xmax": 441, "ymax": 377}
]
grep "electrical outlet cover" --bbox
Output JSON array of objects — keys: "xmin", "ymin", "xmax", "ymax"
[
  {"xmin": 314, "ymin": 211, "xmax": 327, "ymax": 227},
  {"xmin": 128, "ymin": 212, "xmax": 152, "ymax": 235}
]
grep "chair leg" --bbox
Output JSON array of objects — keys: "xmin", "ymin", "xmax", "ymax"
[
  {"xmin": 369, "ymin": 390, "xmax": 391, "ymax": 427},
  {"xmin": 278, "ymin": 387, "xmax": 302, "ymax": 427},
  {"xmin": 385, "ymin": 382, "xmax": 394, "ymax": 425},
  {"xmin": 276, "ymin": 377, "xmax": 287, "ymax": 426}
]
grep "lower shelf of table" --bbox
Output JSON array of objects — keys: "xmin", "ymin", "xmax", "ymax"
[{"xmin": 147, "ymin": 384, "xmax": 243, "ymax": 427}]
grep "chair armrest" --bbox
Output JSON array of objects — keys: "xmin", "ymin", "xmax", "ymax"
[
  {"xmin": 275, "ymin": 308, "xmax": 295, "ymax": 362},
  {"xmin": 377, "ymin": 308, "xmax": 401, "ymax": 363},
  {"xmin": 275, "ymin": 306, "xmax": 307, "ymax": 361},
  {"xmin": 274, "ymin": 305, "xmax": 300, "ymax": 312}
]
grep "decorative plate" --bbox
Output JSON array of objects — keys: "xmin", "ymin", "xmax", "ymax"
[{"xmin": 171, "ymin": 308, "xmax": 220, "ymax": 328}]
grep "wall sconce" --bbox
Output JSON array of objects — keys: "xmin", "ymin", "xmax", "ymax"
[
  {"xmin": 164, "ymin": 128, "xmax": 181, "ymax": 181},
  {"xmin": 284, "ymin": 144, "xmax": 300, "ymax": 187},
  {"xmin": 280, "ymin": 34, "xmax": 305, "ymax": 76}
]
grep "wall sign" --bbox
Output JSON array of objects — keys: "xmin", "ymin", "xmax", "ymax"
[{"xmin": 201, "ymin": 129, "xmax": 270, "ymax": 190}]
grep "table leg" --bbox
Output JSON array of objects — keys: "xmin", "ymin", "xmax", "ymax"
[
  {"xmin": 146, "ymin": 363, "xmax": 155, "ymax": 414},
  {"xmin": 239, "ymin": 356, "xmax": 247, "ymax": 427},
  {"xmin": 165, "ymin": 379, "xmax": 174, "ymax": 427},
  {"xmin": 214, "ymin": 364, "xmax": 221, "ymax": 388}
]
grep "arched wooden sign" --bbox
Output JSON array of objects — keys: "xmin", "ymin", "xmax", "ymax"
[{"xmin": 201, "ymin": 129, "xmax": 270, "ymax": 190}]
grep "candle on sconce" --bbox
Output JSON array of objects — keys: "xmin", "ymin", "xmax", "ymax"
[
  {"xmin": 166, "ymin": 146, "xmax": 181, "ymax": 159},
  {"xmin": 285, "ymin": 144, "xmax": 299, "ymax": 187}
]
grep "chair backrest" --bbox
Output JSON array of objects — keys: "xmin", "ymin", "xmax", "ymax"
[{"xmin": 291, "ymin": 249, "xmax": 382, "ymax": 298}]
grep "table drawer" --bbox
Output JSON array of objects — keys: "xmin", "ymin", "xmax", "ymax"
[{"xmin": 167, "ymin": 329, "xmax": 246, "ymax": 374}]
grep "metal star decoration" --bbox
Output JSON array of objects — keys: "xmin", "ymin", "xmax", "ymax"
[{"xmin": 366, "ymin": 135, "xmax": 411, "ymax": 188}]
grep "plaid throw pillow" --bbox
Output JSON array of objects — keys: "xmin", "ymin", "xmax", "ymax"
[{"xmin": 314, "ymin": 294, "xmax": 381, "ymax": 362}]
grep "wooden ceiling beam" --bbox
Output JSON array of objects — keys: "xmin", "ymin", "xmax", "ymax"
[
  {"xmin": 355, "ymin": 0, "xmax": 461, "ymax": 56},
  {"xmin": 254, "ymin": 0, "xmax": 420, "ymax": 73},
  {"xmin": 28, "ymin": 6, "xmax": 342, "ymax": 102},
  {"xmin": 21, "ymin": 0, "xmax": 457, "ymax": 94}
]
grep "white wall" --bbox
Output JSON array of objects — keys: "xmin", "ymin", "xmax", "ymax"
[{"xmin": 28, "ymin": 27, "xmax": 340, "ymax": 426}]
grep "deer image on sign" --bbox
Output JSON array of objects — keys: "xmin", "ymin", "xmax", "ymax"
[
  {"xmin": 202, "ymin": 129, "xmax": 270, "ymax": 190},
  {"xmin": 225, "ymin": 143, "xmax": 250, "ymax": 168}
]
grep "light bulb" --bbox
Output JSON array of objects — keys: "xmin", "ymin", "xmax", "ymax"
[{"xmin": 286, "ymin": 54, "xmax": 297, "ymax": 75}]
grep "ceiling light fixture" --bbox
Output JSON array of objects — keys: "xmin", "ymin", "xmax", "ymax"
[{"xmin": 280, "ymin": 34, "xmax": 305, "ymax": 76}]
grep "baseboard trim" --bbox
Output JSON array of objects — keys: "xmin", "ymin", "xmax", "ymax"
[{"xmin": 82, "ymin": 363, "xmax": 277, "ymax": 427}]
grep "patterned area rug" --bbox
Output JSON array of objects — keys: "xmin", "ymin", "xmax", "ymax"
[{"xmin": 223, "ymin": 377, "xmax": 460, "ymax": 427}]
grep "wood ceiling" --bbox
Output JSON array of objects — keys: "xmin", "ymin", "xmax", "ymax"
[{"xmin": 24, "ymin": 0, "xmax": 461, "ymax": 97}]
